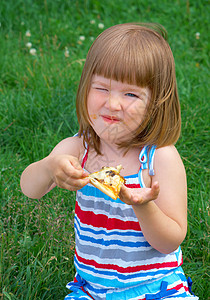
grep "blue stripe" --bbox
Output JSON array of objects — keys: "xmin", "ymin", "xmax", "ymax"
[
  {"xmin": 174, "ymin": 246, "xmax": 182, "ymax": 262},
  {"xmin": 85, "ymin": 281, "xmax": 108, "ymax": 294},
  {"xmin": 138, "ymin": 168, "xmax": 145, "ymax": 188},
  {"xmin": 80, "ymin": 179, "xmax": 139, "ymax": 204},
  {"xmin": 79, "ymin": 185, "xmax": 115, "ymax": 201},
  {"xmin": 170, "ymin": 292, "xmax": 192, "ymax": 298},
  {"xmin": 74, "ymin": 255, "xmax": 171, "ymax": 283},
  {"xmin": 75, "ymin": 221, "xmax": 150, "ymax": 248},
  {"xmin": 177, "ymin": 270, "xmax": 188, "ymax": 282}
]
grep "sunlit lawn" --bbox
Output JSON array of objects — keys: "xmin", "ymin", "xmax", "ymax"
[{"xmin": 0, "ymin": 0, "xmax": 209, "ymax": 299}]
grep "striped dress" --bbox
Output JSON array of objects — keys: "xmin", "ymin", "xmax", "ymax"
[{"xmin": 65, "ymin": 146, "xmax": 198, "ymax": 299}]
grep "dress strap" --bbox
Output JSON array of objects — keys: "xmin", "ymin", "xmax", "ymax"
[
  {"xmin": 148, "ymin": 145, "xmax": 156, "ymax": 176},
  {"xmin": 139, "ymin": 145, "xmax": 156, "ymax": 175},
  {"xmin": 139, "ymin": 146, "xmax": 150, "ymax": 170},
  {"xmin": 81, "ymin": 143, "xmax": 89, "ymax": 168},
  {"xmin": 138, "ymin": 145, "xmax": 157, "ymax": 187},
  {"xmin": 73, "ymin": 132, "xmax": 89, "ymax": 169}
]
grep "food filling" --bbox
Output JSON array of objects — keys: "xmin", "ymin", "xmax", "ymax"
[{"xmin": 91, "ymin": 166, "xmax": 124, "ymax": 194}]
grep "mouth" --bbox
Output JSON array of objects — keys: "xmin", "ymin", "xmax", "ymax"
[{"xmin": 101, "ymin": 115, "xmax": 121, "ymax": 124}]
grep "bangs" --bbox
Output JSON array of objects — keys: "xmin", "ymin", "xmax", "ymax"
[{"xmin": 90, "ymin": 26, "xmax": 159, "ymax": 88}]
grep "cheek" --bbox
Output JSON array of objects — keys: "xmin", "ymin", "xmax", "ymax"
[
  {"xmin": 87, "ymin": 95, "xmax": 101, "ymax": 123},
  {"xmin": 125, "ymin": 102, "xmax": 147, "ymax": 120},
  {"xmin": 87, "ymin": 92, "xmax": 100, "ymax": 111},
  {"xmin": 87, "ymin": 94, "xmax": 96, "ymax": 116}
]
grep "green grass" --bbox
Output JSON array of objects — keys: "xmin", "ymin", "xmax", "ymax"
[{"xmin": 0, "ymin": 0, "xmax": 209, "ymax": 299}]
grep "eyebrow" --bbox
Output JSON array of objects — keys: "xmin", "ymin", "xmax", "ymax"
[
  {"xmin": 91, "ymin": 80, "xmax": 110, "ymax": 86},
  {"xmin": 122, "ymin": 86, "xmax": 149, "ymax": 98},
  {"xmin": 91, "ymin": 80, "xmax": 149, "ymax": 98}
]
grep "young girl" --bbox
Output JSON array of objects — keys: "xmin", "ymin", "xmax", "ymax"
[{"xmin": 20, "ymin": 23, "xmax": 198, "ymax": 299}]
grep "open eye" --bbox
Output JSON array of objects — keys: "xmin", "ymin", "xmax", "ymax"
[{"xmin": 125, "ymin": 93, "xmax": 139, "ymax": 98}]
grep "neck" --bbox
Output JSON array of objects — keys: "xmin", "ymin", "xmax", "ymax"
[{"xmin": 100, "ymin": 139, "xmax": 125, "ymax": 158}]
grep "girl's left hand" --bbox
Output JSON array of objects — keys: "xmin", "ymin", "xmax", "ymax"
[{"xmin": 119, "ymin": 181, "xmax": 160, "ymax": 206}]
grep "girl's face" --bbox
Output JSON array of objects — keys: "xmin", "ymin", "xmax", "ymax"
[{"xmin": 87, "ymin": 75, "xmax": 151, "ymax": 145}]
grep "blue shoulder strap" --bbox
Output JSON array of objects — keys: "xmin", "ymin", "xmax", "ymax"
[
  {"xmin": 139, "ymin": 145, "xmax": 156, "ymax": 174},
  {"xmin": 138, "ymin": 145, "xmax": 157, "ymax": 187},
  {"xmin": 148, "ymin": 145, "xmax": 156, "ymax": 176},
  {"xmin": 139, "ymin": 146, "xmax": 149, "ymax": 170}
]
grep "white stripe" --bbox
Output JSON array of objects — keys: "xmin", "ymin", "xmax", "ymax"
[
  {"xmin": 77, "ymin": 191, "xmax": 138, "ymax": 222},
  {"xmin": 139, "ymin": 169, "xmax": 146, "ymax": 188},
  {"xmin": 75, "ymin": 259, "xmax": 171, "ymax": 285},
  {"xmin": 75, "ymin": 246, "xmax": 178, "ymax": 269},
  {"xmin": 75, "ymin": 217, "xmax": 151, "ymax": 252},
  {"xmin": 81, "ymin": 147, "xmax": 88, "ymax": 163},
  {"xmin": 85, "ymin": 287, "xmax": 106, "ymax": 300},
  {"xmin": 163, "ymin": 298, "xmax": 199, "ymax": 300},
  {"xmin": 129, "ymin": 295, "xmax": 145, "ymax": 300},
  {"xmin": 177, "ymin": 247, "xmax": 183, "ymax": 265},
  {"xmin": 125, "ymin": 176, "xmax": 139, "ymax": 184},
  {"xmin": 76, "ymin": 231, "xmax": 150, "ymax": 251}
]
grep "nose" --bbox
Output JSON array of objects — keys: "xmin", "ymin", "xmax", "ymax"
[{"xmin": 105, "ymin": 93, "xmax": 121, "ymax": 111}]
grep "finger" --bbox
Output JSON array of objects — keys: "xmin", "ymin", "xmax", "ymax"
[
  {"xmin": 119, "ymin": 184, "xmax": 133, "ymax": 205},
  {"xmin": 119, "ymin": 184, "xmax": 130, "ymax": 197},
  {"xmin": 62, "ymin": 160, "xmax": 84, "ymax": 179},
  {"xmin": 131, "ymin": 182, "xmax": 160, "ymax": 204},
  {"xmin": 69, "ymin": 176, "xmax": 90, "ymax": 189},
  {"xmin": 57, "ymin": 176, "xmax": 90, "ymax": 191},
  {"xmin": 70, "ymin": 157, "xmax": 84, "ymax": 171},
  {"xmin": 70, "ymin": 158, "xmax": 89, "ymax": 177},
  {"xmin": 150, "ymin": 181, "xmax": 160, "ymax": 199}
]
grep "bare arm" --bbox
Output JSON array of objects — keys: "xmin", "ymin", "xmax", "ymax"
[
  {"xmin": 20, "ymin": 136, "xmax": 89, "ymax": 199},
  {"xmin": 119, "ymin": 146, "xmax": 187, "ymax": 254}
]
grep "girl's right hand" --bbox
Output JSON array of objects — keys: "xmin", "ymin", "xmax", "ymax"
[
  {"xmin": 47, "ymin": 155, "xmax": 90, "ymax": 191},
  {"xmin": 20, "ymin": 136, "xmax": 88, "ymax": 199}
]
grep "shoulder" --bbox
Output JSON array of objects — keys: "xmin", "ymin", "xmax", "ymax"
[
  {"xmin": 49, "ymin": 135, "xmax": 85, "ymax": 160},
  {"xmin": 153, "ymin": 145, "xmax": 187, "ymax": 187},
  {"xmin": 154, "ymin": 145, "xmax": 185, "ymax": 169}
]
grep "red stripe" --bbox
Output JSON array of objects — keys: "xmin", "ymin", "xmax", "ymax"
[
  {"xmin": 81, "ymin": 287, "xmax": 95, "ymax": 299},
  {"xmin": 74, "ymin": 277, "xmax": 95, "ymax": 299},
  {"xmin": 81, "ymin": 146, "xmax": 89, "ymax": 168},
  {"xmin": 75, "ymin": 201, "xmax": 141, "ymax": 231},
  {"xmin": 172, "ymin": 282, "xmax": 189, "ymax": 292},
  {"xmin": 125, "ymin": 183, "xmax": 140, "ymax": 188},
  {"xmin": 75, "ymin": 249, "xmax": 179, "ymax": 273},
  {"xmin": 139, "ymin": 282, "xmax": 188, "ymax": 300}
]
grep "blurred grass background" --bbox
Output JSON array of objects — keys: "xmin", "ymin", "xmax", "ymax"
[{"xmin": 0, "ymin": 0, "xmax": 209, "ymax": 299}]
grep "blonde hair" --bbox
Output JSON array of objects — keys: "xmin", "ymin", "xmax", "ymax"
[{"xmin": 76, "ymin": 23, "xmax": 181, "ymax": 154}]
